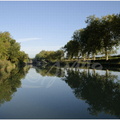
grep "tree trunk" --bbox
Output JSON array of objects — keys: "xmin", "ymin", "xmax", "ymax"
[
  {"xmin": 71, "ymin": 53, "xmax": 74, "ymax": 60},
  {"xmin": 93, "ymin": 53, "xmax": 96, "ymax": 60},
  {"xmin": 87, "ymin": 52, "xmax": 90, "ymax": 59},
  {"xmin": 105, "ymin": 48, "xmax": 108, "ymax": 60},
  {"xmin": 78, "ymin": 52, "xmax": 81, "ymax": 60}
]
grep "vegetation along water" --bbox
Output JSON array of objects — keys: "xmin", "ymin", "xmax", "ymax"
[{"xmin": 0, "ymin": 13, "xmax": 120, "ymax": 119}]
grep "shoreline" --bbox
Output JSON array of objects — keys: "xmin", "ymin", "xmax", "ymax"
[{"xmin": 33, "ymin": 59, "xmax": 120, "ymax": 72}]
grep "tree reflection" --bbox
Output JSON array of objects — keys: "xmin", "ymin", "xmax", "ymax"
[
  {"xmin": 63, "ymin": 69, "xmax": 120, "ymax": 118},
  {"xmin": 35, "ymin": 66, "xmax": 65, "ymax": 77},
  {"xmin": 0, "ymin": 66, "xmax": 30, "ymax": 106}
]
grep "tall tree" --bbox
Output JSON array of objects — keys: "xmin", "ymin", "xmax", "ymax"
[
  {"xmin": 85, "ymin": 16, "xmax": 103, "ymax": 60},
  {"xmin": 64, "ymin": 40, "xmax": 80, "ymax": 59},
  {"xmin": 100, "ymin": 14, "xmax": 120, "ymax": 60},
  {"xmin": 85, "ymin": 14, "xmax": 120, "ymax": 60},
  {"xmin": 72, "ymin": 29, "xmax": 86, "ymax": 59}
]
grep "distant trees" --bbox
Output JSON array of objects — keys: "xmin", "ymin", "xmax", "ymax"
[
  {"xmin": 35, "ymin": 50, "xmax": 64, "ymax": 62},
  {"xmin": 0, "ymin": 32, "xmax": 29, "ymax": 66},
  {"xmin": 34, "ymin": 13, "xmax": 120, "ymax": 62},
  {"xmin": 64, "ymin": 13, "xmax": 120, "ymax": 60}
]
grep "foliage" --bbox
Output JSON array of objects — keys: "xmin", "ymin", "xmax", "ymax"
[
  {"xmin": 35, "ymin": 50, "xmax": 64, "ymax": 62},
  {"xmin": 64, "ymin": 13, "xmax": 120, "ymax": 60},
  {"xmin": 0, "ymin": 32, "xmax": 29, "ymax": 67},
  {"xmin": 63, "ymin": 40, "xmax": 80, "ymax": 59}
]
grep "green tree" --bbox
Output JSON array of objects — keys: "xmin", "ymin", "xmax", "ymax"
[
  {"xmin": 64, "ymin": 40, "xmax": 80, "ymax": 59},
  {"xmin": 85, "ymin": 16, "xmax": 103, "ymax": 60},
  {"xmin": 18, "ymin": 51, "xmax": 29, "ymax": 65},
  {"xmin": 54, "ymin": 50, "xmax": 64, "ymax": 61},
  {"xmin": 0, "ymin": 32, "xmax": 29, "ymax": 66},
  {"xmin": 100, "ymin": 14, "xmax": 120, "ymax": 60},
  {"xmin": 0, "ymin": 32, "xmax": 11, "ymax": 59},
  {"xmin": 7, "ymin": 39, "xmax": 20, "ymax": 63},
  {"xmin": 72, "ymin": 29, "xmax": 86, "ymax": 59},
  {"xmin": 65, "ymin": 13, "xmax": 120, "ymax": 61},
  {"xmin": 35, "ymin": 50, "xmax": 64, "ymax": 62},
  {"xmin": 86, "ymin": 14, "xmax": 120, "ymax": 60}
]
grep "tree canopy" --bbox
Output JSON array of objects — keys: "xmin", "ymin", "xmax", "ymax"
[
  {"xmin": 35, "ymin": 50, "xmax": 64, "ymax": 62},
  {"xmin": 0, "ymin": 32, "xmax": 29, "ymax": 65},
  {"xmin": 64, "ymin": 13, "xmax": 120, "ymax": 60}
]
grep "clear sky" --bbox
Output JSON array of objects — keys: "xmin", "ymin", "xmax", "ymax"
[{"xmin": 0, "ymin": 1, "xmax": 120, "ymax": 58}]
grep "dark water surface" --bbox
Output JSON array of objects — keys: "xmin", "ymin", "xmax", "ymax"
[{"xmin": 0, "ymin": 66, "xmax": 120, "ymax": 119}]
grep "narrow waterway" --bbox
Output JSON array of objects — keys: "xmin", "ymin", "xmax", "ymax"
[{"xmin": 0, "ymin": 66, "xmax": 120, "ymax": 119}]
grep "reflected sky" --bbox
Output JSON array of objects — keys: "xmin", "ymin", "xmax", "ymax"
[{"xmin": 0, "ymin": 66, "xmax": 120, "ymax": 119}]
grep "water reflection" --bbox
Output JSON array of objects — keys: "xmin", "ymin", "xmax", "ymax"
[
  {"xmin": 35, "ymin": 66, "xmax": 65, "ymax": 77},
  {"xmin": 63, "ymin": 69, "xmax": 120, "ymax": 118},
  {"xmin": 0, "ymin": 66, "xmax": 30, "ymax": 106},
  {"xmin": 35, "ymin": 66, "xmax": 120, "ymax": 118},
  {"xmin": 1, "ymin": 65, "xmax": 120, "ymax": 118}
]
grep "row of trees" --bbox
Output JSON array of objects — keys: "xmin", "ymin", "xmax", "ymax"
[
  {"xmin": 64, "ymin": 13, "xmax": 120, "ymax": 60},
  {"xmin": 35, "ymin": 50, "xmax": 64, "ymax": 62},
  {"xmin": 0, "ymin": 32, "xmax": 29, "ymax": 65}
]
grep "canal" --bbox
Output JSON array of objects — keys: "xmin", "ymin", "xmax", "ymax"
[{"xmin": 0, "ymin": 65, "xmax": 120, "ymax": 119}]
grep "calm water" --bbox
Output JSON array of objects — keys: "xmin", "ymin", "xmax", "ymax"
[{"xmin": 0, "ymin": 65, "xmax": 120, "ymax": 119}]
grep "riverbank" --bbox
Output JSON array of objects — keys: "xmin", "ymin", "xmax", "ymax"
[{"xmin": 34, "ymin": 58, "xmax": 120, "ymax": 70}]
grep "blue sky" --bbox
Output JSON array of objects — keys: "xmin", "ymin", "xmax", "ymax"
[{"xmin": 0, "ymin": 1, "xmax": 120, "ymax": 58}]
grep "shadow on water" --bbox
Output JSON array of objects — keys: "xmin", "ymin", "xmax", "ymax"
[
  {"xmin": 62, "ymin": 69, "xmax": 120, "ymax": 118},
  {"xmin": 35, "ymin": 66, "xmax": 120, "ymax": 118},
  {"xmin": 0, "ymin": 66, "xmax": 30, "ymax": 106}
]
